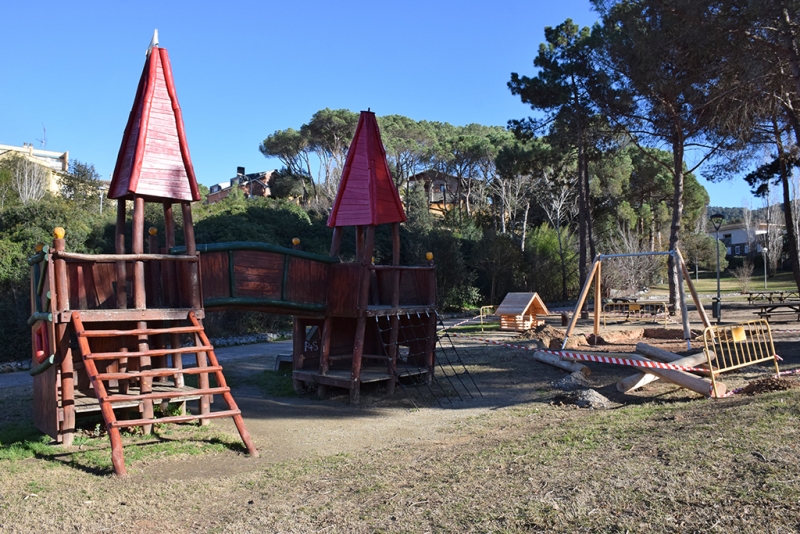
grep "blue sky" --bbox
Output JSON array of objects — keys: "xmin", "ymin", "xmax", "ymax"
[{"xmin": 1, "ymin": 0, "xmax": 755, "ymax": 207}]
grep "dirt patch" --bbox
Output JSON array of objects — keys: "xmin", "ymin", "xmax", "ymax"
[
  {"xmin": 587, "ymin": 328, "xmax": 644, "ymax": 345},
  {"xmin": 518, "ymin": 324, "xmax": 588, "ymax": 349},
  {"xmin": 644, "ymin": 327, "xmax": 703, "ymax": 339},
  {"xmin": 740, "ymin": 375, "xmax": 799, "ymax": 395}
]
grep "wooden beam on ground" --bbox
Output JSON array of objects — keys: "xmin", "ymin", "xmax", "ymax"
[
  {"xmin": 616, "ymin": 352, "xmax": 725, "ymax": 397},
  {"xmin": 617, "ymin": 351, "xmax": 713, "ymax": 393},
  {"xmin": 533, "ymin": 351, "xmax": 590, "ymax": 375}
]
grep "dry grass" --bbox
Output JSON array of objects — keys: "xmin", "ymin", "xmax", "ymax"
[{"xmin": 2, "ymin": 327, "xmax": 800, "ymax": 533}]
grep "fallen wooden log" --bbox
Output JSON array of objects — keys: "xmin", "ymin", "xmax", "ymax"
[
  {"xmin": 533, "ymin": 351, "xmax": 590, "ymax": 376},
  {"xmin": 636, "ymin": 343, "xmax": 717, "ymax": 376},
  {"xmin": 617, "ymin": 351, "xmax": 712, "ymax": 393},
  {"xmin": 617, "ymin": 352, "xmax": 725, "ymax": 397}
]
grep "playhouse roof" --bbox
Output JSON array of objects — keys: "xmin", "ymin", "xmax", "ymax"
[
  {"xmin": 108, "ymin": 42, "xmax": 200, "ymax": 202},
  {"xmin": 496, "ymin": 292, "xmax": 550, "ymax": 317},
  {"xmin": 327, "ymin": 111, "xmax": 407, "ymax": 227}
]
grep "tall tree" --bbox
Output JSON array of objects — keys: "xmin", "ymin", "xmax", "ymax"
[
  {"xmin": 2, "ymin": 154, "xmax": 48, "ymax": 205},
  {"xmin": 593, "ymin": 0, "xmax": 730, "ymax": 312},
  {"xmin": 508, "ymin": 19, "xmax": 607, "ymax": 308},
  {"xmin": 259, "ymin": 128, "xmax": 315, "ymax": 203},
  {"xmin": 61, "ymin": 160, "xmax": 102, "ymax": 210},
  {"xmin": 301, "ymin": 108, "xmax": 359, "ymax": 203}
]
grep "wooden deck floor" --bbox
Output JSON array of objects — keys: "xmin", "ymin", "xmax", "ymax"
[{"xmin": 71, "ymin": 382, "xmax": 203, "ymax": 413}]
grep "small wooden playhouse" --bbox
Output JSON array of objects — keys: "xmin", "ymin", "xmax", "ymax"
[
  {"xmin": 29, "ymin": 35, "xmax": 257, "ymax": 476},
  {"xmin": 496, "ymin": 292, "xmax": 549, "ymax": 331}
]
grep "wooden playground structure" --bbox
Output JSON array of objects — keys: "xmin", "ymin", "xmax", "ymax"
[
  {"xmin": 27, "ymin": 36, "xmax": 438, "ymax": 474},
  {"xmin": 28, "ymin": 38, "xmax": 258, "ymax": 475}
]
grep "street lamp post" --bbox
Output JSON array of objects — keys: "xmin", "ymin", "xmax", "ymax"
[
  {"xmin": 763, "ymin": 247, "xmax": 769, "ymax": 289},
  {"xmin": 710, "ymin": 213, "xmax": 724, "ymax": 321}
]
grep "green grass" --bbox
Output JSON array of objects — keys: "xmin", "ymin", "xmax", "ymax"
[
  {"xmin": 244, "ymin": 370, "xmax": 298, "ymax": 397},
  {"xmin": 649, "ymin": 269, "xmax": 798, "ymax": 296},
  {"xmin": 448, "ymin": 323, "xmax": 501, "ymax": 333},
  {"xmin": 0, "ymin": 415, "xmax": 242, "ymax": 473}
]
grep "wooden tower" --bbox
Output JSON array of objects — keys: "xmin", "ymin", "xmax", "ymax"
[
  {"xmin": 291, "ymin": 111, "xmax": 438, "ymax": 404},
  {"xmin": 29, "ymin": 34, "xmax": 257, "ymax": 475}
]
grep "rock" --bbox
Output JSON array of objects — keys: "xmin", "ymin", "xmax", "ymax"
[
  {"xmin": 553, "ymin": 371, "xmax": 591, "ymax": 391},
  {"xmin": 573, "ymin": 389, "xmax": 611, "ymax": 409}
]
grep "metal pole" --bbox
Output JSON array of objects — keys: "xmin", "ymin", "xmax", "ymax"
[
  {"xmin": 715, "ymin": 228, "xmax": 721, "ymax": 322},
  {"xmin": 763, "ymin": 248, "xmax": 768, "ymax": 289}
]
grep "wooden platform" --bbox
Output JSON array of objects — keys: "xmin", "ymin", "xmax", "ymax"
[
  {"xmin": 71, "ymin": 382, "xmax": 203, "ymax": 414},
  {"xmin": 293, "ymin": 366, "xmax": 428, "ymax": 390}
]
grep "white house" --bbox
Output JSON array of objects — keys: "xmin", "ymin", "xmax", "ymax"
[{"xmin": 708, "ymin": 222, "xmax": 772, "ymax": 256}]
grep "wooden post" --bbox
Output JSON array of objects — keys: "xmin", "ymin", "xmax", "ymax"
[
  {"xmin": 181, "ymin": 202, "xmax": 201, "ymax": 310},
  {"xmin": 163, "ymin": 203, "xmax": 183, "ymax": 383},
  {"xmin": 170, "ymin": 332, "xmax": 184, "ymax": 390},
  {"xmin": 593, "ymin": 261, "xmax": 601, "ymax": 341},
  {"xmin": 182, "ymin": 203, "xmax": 209, "ymax": 421},
  {"xmin": 147, "ymin": 227, "xmax": 161, "ymax": 308},
  {"xmin": 562, "ymin": 255, "xmax": 601, "ymax": 349},
  {"xmin": 131, "ymin": 197, "xmax": 154, "ymax": 431},
  {"xmin": 675, "ymin": 251, "xmax": 691, "ymax": 349},
  {"xmin": 293, "ymin": 319, "xmax": 306, "ymax": 394},
  {"xmin": 356, "ymin": 226, "xmax": 365, "ymax": 263},
  {"xmin": 163, "ymin": 203, "xmax": 176, "ymax": 307},
  {"xmin": 318, "ymin": 317, "xmax": 332, "ymax": 398},
  {"xmin": 350, "ymin": 226, "xmax": 375, "ymax": 405},
  {"xmin": 53, "ymin": 229, "xmax": 75, "ymax": 445},
  {"xmin": 676, "ymin": 249, "xmax": 711, "ymax": 329},
  {"xmin": 387, "ymin": 223, "xmax": 401, "ymax": 394},
  {"xmin": 329, "ymin": 226, "xmax": 342, "ymax": 258},
  {"xmin": 132, "ymin": 197, "xmax": 146, "ymax": 310},
  {"xmin": 115, "ymin": 200, "xmax": 127, "ymax": 308}
]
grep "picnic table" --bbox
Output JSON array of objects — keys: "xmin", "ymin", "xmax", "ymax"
[
  {"xmin": 745, "ymin": 290, "xmax": 800, "ymax": 304},
  {"xmin": 756, "ymin": 301, "xmax": 800, "ymax": 322},
  {"xmin": 611, "ymin": 297, "xmax": 638, "ymax": 303}
]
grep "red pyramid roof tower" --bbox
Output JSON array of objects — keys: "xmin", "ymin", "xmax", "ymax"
[
  {"xmin": 109, "ymin": 34, "xmax": 200, "ymax": 202},
  {"xmin": 327, "ymin": 111, "xmax": 406, "ymax": 227}
]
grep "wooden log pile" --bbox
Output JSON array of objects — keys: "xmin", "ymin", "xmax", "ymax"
[{"xmin": 534, "ymin": 342, "xmax": 725, "ymax": 398}]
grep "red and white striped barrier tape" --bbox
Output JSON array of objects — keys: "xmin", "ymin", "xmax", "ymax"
[
  {"xmin": 437, "ymin": 314, "xmax": 484, "ymax": 332},
  {"xmin": 444, "ymin": 332, "xmax": 709, "ymax": 373}
]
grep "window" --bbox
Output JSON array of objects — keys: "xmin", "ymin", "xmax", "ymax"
[{"xmin": 735, "ymin": 245, "xmax": 741, "ymax": 255}]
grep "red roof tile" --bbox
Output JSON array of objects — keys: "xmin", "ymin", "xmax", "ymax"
[
  {"xmin": 327, "ymin": 111, "xmax": 406, "ymax": 227},
  {"xmin": 109, "ymin": 45, "xmax": 200, "ymax": 202}
]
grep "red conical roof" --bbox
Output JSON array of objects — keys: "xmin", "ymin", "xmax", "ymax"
[
  {"xmin": 109, "ymin": 45, "xmax": 200, "ymax": 201},
  {"xmin": 327, "ymin": 111, "xmax": 407, "ymax": 227}
]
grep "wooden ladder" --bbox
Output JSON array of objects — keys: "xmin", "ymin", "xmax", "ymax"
[{"xmin": 71, "ymin": 310, "xmax": 258, "ymax": 476}]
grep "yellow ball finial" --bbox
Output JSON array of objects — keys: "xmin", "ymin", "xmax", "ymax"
[
  {"xmin": 35, "ymin": 242, "xmax": 44, "ymax": 252},
  {"xmin": 292, "ymin": 238, "xmax": 300, "ymax": 246},
  {"xmin": 425, "ymin": 252, "xmax": 434, "ymax": 261},
  {"xmin": 149, "ymin": 227, "xmax": 158, "ymax": 236},
  {"xmin": 53, "ymin": 227, "xmax": 65, "ymax": 239}
]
